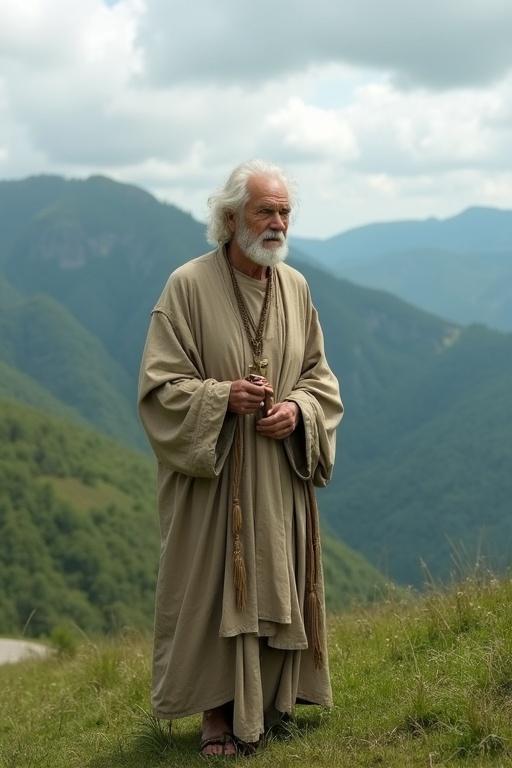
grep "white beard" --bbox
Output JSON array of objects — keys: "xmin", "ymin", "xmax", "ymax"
[{"xmin": 235, "ymin": 221, "xmax": 289, "ymax": 267}]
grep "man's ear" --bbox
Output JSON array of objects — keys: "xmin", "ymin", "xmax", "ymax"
[{"xmin": 227, "ymin": 210, "xmax": 236, "ymax": 234}]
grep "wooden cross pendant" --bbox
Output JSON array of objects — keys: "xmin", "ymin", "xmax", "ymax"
[{"xmin": 249, "ymin": 358, "xmax": 269, "ymax": 376}]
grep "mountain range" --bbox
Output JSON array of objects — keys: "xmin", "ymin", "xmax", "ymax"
[
  {"xmin": 292, "ymin": 207, "xmax": 512, "ymax": 332},
  {"xmin": 0, "ymin": 175, "xmax": 511, "ymax": 599}
]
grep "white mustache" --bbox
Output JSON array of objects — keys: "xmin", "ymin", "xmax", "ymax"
[{"xmin": 262, "ymin": 231, "xmax": 285, "ymax": 242}]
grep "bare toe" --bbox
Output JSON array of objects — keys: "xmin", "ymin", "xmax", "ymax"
[
  {"xmin": 202, "ymin": 742, "xmax": 223, "ymax": 756},
  {"xmin": 224, "ymin": 739, "xmax": 237, "ymax": 756},
  {"xmin": 200, "ymin": 733, "xmax": 237, "ymax": 757}
]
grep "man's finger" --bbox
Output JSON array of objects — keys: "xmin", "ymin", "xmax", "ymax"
[
  {"xmin": 257, "ymin": 418, "xmax": 292, "ymax": 435},
  {"xmin": 257, "ymin": 426, "xmax": 292, "ymax": 439},
  {"xmin": 258, "ymin": 403, "xmax": 288, "ymax": 422},
  {"xmin": 242, "ymin": 381, "xmax": 267, "ymax": 396},
  {"xmin": 256, "ymin": 412, "xmax": 284, "ymax": 427}
]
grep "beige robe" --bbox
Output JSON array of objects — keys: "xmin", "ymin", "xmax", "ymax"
[{"xmin": 138, "ymin": 246, "xmax": 343, "ymax": 743}]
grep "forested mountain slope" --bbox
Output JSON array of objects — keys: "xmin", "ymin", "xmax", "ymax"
[
  {"xmin": 0, "ymin": 287, "xmax": 142, "ymax": 447},
  {"xmin": 0, "ymin": 400, "xmax": 387, "ymax": 636},
  {"xmin": 0, "ymin": 399, "xmax": 157, "ymax": 636},
  {"xmin": 1, "ymin": 176, "xmax": 511, "ymax": 588},
  {"xmin": 1, "ymin": 174, "xmax": 208, "ymax": 378}
]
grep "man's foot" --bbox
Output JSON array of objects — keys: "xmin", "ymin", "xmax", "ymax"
[
  {"xmin": 264, "ymin": 711, "xmax": 296, "ymax": 741},
  {"xmin": 200, "ymin": 704, "xmax": 236, "ymax": 757},
  {"xmin": 234, "ymin": 738, "xmax": 261, "ymax": 756}
]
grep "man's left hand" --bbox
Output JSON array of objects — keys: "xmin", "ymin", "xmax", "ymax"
[{"xmin": 255, "ymin": 401, "xmax": 300, "ymax": 440}]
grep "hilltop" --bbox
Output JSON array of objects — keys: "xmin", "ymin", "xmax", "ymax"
[{"xmin": 2, "ymin": 572, "xmax": 512, "ymax": 767}]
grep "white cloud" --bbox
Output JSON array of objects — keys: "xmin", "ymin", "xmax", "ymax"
[
  {"xmin": 138, "ymin": 0, "xmax": 512, "ymax": 90},
  {"xmin": 265, "ymin": 98, "xmax": 359, "ymax": 162},
  {"xmin": 1, "ymin": 0, "xmax": 512, "ymax": 236},
  {"xmin": 344, "ymin": 79, "xmax": 512, "ymax": 174}
]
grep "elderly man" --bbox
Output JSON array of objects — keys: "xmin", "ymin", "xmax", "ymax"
[{"xmin": 138, "ymin": 159, "xmax": 343, "ymax": 757}]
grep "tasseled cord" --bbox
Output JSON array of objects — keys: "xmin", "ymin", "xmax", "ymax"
[
  {"xmin": 305, "ymin": 480, "xmax": 324, "ymax": 669},
  {"xmin": 231, "ymin": 419, "xmax": 323, "ymax": 669},
  {"xmin": 231, "ymin": 418, "xmax": 247, "ymax": 610}
]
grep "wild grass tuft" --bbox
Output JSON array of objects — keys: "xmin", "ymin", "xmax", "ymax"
[
  {"xmin": 86, "ymin": 643, "xmax": 122, "ymax": 692},
  {"xmin": 49, "ymin": 623, "xmax": 80, "ymax": 658},
  {"xmin": 132, "ymin": 706, "xmax": 173, "ymax": 757},
  {"xmin": 449, "ymin": 699, "xmax": 508, "ymax": 758}
]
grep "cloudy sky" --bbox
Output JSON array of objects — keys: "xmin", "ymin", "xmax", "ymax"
[{"xmin": 1, "ymin": 0, "xmax": 512, "ymax": 237}]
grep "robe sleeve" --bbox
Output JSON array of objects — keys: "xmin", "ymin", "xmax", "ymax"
[
  {"xmin": 283, "ymin": 285, "xmax": 343, "ymax": 487},
  {"xmin": 137, "ymin": 291, "xmax": 237, "ymax": 478}
]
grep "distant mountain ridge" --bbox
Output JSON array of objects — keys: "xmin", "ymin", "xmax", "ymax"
[
  {"xmin": 292, "ymin": 206, "xmax": 512, "ymax": 264},
  {"xmin": 1, "ymin": 174, "xmax": 511, "ymax": 588},
  {"xmin": 292, "ymin": 206, "xmax": 512, "ymax": 332}
]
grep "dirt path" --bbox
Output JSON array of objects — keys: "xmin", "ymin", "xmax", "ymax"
[{"xmin": 0, "ymin": 639, "xmax": 52, "ymax": 665}]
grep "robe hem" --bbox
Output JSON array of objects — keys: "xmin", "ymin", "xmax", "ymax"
[
  {"xmin": 152, "ymin": 689, "xmax": 332, "ymax": 722},
  {"xmin": 268, "ymin": 640, "xmax": 309, "ymax": 651},
  {"xmin": 152, "ymin": 689, "xmax": 234, "ymax": 721},
  {"xmin": 296, "ymin": 690, "xmax": 333, "ymax": 708},
  {"xmin": 219, "ymin": 616, "xmax": 293, "ymax": 637}
]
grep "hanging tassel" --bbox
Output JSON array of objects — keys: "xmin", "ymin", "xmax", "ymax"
[
  {"xmin": 232, "ymin": 499, "xmax": 242, "ymax": 536},
  {"xmin": 305, "ymin": 481, "xmax": 324, "ymax": 669},
  {"xmin": 231, "ymin": 419, "xmax": 247, "ymax": 611},
  {"xmin": 305, "ymin": 587, "xmax": 323, "ymax": 669},
  {"xmin": 233, "ymin": 534, "xmax": 247, "ymax": 610}
]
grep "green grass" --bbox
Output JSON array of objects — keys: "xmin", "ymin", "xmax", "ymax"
[{"xmin": 3, "ymin": 572, "xmax": 512, "ymax": 767}]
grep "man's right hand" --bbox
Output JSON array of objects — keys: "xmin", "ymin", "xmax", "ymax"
[{"xmin": 228, "ymin": 379, "xmax": 273, "ymax": 415}]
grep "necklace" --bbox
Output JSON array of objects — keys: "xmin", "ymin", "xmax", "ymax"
[{"xmin": 225, "ymin": 249, "xmax": 273, "ymax": 377}]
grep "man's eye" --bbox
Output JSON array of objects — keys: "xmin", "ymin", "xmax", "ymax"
[{"xmin": 258, "ymin": 208, "xmax": 290, "ymax": 217}]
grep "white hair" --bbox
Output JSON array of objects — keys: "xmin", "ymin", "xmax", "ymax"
[{"xmin": 206, "ymin": 159, "xmax": 296, "ymax": 246}]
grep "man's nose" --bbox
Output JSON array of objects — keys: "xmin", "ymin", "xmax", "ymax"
[{"xmin": 270, "ymin": 212, "xmax": 286, "ymax": 230}]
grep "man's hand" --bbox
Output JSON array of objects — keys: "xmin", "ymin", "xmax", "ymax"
[
  {"xmin": 228, "ymin": 379, "xmax": 271, "ymax": 415},
  {"xmin": 255, "ymin": 401, "xmax": 300, "ymax": 440}
]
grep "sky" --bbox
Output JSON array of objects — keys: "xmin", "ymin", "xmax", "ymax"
[{"xmin": 1, "ymin": 0, "xmax": 512, "ymax": 237}]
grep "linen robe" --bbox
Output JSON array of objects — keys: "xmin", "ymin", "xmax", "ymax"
[{"xmin": 138, "ymin": 246, "xmax": 343, "ymax": 743}]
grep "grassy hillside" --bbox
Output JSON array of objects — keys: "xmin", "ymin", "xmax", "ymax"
[
  {"xmin": 0, "ymin": 399, "xmax": 387, "ymax": 637},
  {"xmin": 321, "ymin": 527, "xmax": 387, "ymax": 610},
  {"xmin": 2, "ymin": 572, "xmax": 512, "ymax": 766}
]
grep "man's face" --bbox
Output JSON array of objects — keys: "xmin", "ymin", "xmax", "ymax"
[{"xmin": 234, "ymin": 174, "xmax": 291, "ymax": 267}]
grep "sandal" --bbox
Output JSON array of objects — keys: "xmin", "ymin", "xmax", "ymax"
[
  {"xmin": 233, "ymin": 737, "xmax": 261, "ymax": 756},
  {"xmin": 200, "ymin": 731, "xmax": 237, "ymax": 757}
]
